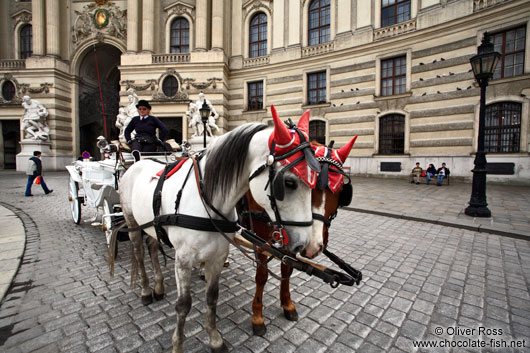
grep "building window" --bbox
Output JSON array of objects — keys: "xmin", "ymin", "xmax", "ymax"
[
  {"xmin": 248, "ymin": 81, "xmax": 263, "ymax": 111},
  {"xmin": 381, "ymin": 0, "xmax": 411, "ymax": 27},
  {"xmin": 162, "ymin": 76, "xmax": 179, "ymax": 97},
  {"xmin": 1, "ymin": 81, "xmax": 16, "ymax": 101},
  {"xmin": 307, "ymin": 71, "xmax": 327, "ymax": 105},
  {"xmin": 20, "ymin": 25, "xmax": 32, "ymax": 59},
  {"xmin": 170, "ymin": 18, "xmax": 189, "ymax": 53},
  {"xmin": 309, "ymin": 120, "xmax": 326, "ymax": 145},
  {"xmin": 249, "ymin": 12, "xmax": 267, "ymax": 58},
  {"xmin": 485, "ymin": 102, "xmax": 521, "ymax": 153},
  {"xmin": 492, "ymin": 27, "xmax": 526, "ymax": 80},
  {"xmin": 308, "ymin": 0, "xmax": 330, "ymax": 46},
  {"xmin": 379, "ymin": 114, "xmax": 405, "ymax": 154},
  {"xmin": 381, "ymin": 56, "xmax": 406, "ymax": 96}
]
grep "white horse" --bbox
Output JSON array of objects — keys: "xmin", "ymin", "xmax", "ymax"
[{"xmin": 118, "ymin": 106, "xmax": 318, "ymax": 353}]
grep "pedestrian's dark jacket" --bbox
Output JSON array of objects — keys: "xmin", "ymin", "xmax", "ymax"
[
  {"xmin": 426, "ymin": 166, "xmax": 437, "ymax": 175},
  {"xmin": 124, "ymin": 115, "xmax": 168, "ymax": 143},
  {"xmin": 437, "ymin": 166, "xmax": 450, "ymax": 176},
  {"xmin": 29, "ymin": 156, "xmax": 42, "ymax": 176}
]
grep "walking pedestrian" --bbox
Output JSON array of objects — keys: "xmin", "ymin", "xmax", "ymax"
[{"xmin": 25, "ymin": 151, "xmax": 53, "ymax": 196}]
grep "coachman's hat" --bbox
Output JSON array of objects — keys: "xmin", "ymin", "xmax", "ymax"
[{"xmin": 136, "ymin": 100, "xmax": 151, "ymax": 109}]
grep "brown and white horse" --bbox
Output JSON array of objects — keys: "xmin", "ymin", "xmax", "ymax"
[{"xmin": 241, "ymin": 137, "xmax": 358, "ymax": 335}]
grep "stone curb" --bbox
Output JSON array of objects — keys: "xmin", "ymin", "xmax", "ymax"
[
  {"xmin": 0, "ymin": 204, "xmax": 26, "ymax": 303},
  {"xmin": 345, "ymin": 206, "xmax": 530, "ymax": 241}
]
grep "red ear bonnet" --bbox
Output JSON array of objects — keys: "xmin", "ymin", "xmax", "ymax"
[
  {"xmin": 268, "ymin": 107, "xmax": 317, "ymax": 187},
  {"xmin": 312, "ymin": 135, "xmax": 357, "ymax": 192}
]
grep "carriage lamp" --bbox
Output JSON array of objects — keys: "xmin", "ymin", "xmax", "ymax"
[
  {"xmin": 199, "ymin": 101, "xmax": 210, "ymax": 148},
  {"xmin": 465, "ymin": 32, "xmax": 501, "ymax": 218}
]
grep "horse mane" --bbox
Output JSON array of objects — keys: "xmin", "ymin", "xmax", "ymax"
[{"xmin": 203, "ymin": 123, "xmax": 267, "ymax": 199}]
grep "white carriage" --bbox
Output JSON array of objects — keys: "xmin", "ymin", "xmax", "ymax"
[{"xmin": 65, "ymin": 137, "xmax": 184, "ymax": 248}]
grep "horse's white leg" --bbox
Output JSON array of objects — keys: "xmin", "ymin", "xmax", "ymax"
[
  {"xmin": 130, "ymin": 230, "xmax": 153, "ymax": 305},
  {"xmin": 172, "ymin": 261, "xmax": 192, "ymax": 353},
  {"xmin": 146, "ymin": 236, "xmax": 164, "ymax": 300},
  {"xmin": 204, "ymin": 257, "xmax": 228, "ymax": 353}
]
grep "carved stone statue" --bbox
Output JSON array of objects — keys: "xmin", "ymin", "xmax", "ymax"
[
  {"xmin": 115, "ymin": 106, "xmax": 132, "ymax": 144},
  {"xmin": 186, "ymin": 102, "xmax": 203, "ymax": 138},
  {"xmin": 126, "ymin": 88, "xmax": 139, "ymax": 118},
  {"xmin": 21, "ymin": 95, "xmax": 50, "ymax": 141},
  {"xmin": 194, "ymin": 92, "xmax": 220, "ymax": 137}
]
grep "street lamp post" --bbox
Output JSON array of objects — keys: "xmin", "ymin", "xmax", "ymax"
[
  {"xmin": 464, "ymin": 32, "xmax": 501, "ymax": 218},
  {"xmin": 199, "ymin": 101, "xmax": 210, "ymax": 148}
]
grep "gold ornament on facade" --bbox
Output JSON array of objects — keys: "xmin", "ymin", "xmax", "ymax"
[
  {"xmin": 93, "ymin": 8, "xmax": 110, "ymax": 29},
  {"xmin": 72, "ymin": 2, "xmax": 127, "ymax": 45}
]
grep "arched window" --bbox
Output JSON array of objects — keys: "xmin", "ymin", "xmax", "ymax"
[
  {"xmin": 485, "ymin": 102, "xmax": 521, "ymax": 153},
  {"xmin": 170, "ymin": 18, "xmax": 189, "ymax": 53},
  {"xmin": 162, "ymin": 76, "xmax": 179, "ymax": 97},
  {"xmin": 379, "ymin": 114, "xmax": 405, "ymax": 154},
  {"xmin": 309, "ymin": 120, "xmax": 326, "ymax": 145},
  {"xmin": 308, "ymin": 0, "xmax": 330, "ymax": 46},
  {"xmin": 249, "ymin": 12, "xmax": 267, "ymax": 58},
  {"xmin": 1, "ymin": 80, "xmax": 16, "ymax": 102},
  {"xmin": 20, "ymin": 25, "xmax": 32, "ymax": 59}
]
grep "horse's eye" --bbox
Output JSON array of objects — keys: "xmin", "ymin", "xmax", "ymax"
[{"xmin": 285, "ymin": 178, "xmax": 297, "ymax": 190}]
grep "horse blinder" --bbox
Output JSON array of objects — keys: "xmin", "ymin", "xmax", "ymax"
[{"xmin": 338, "ymin": 183, "xmax": 353, "ymax": 207}]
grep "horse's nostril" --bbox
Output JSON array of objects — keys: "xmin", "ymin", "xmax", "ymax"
[
  {"xmin": 300, "ymin": 249, "xmax": 307, "ymax": 257},
  {"xmin": 292, "ymin": 244, "xmax": 304, "ymax": 254}
]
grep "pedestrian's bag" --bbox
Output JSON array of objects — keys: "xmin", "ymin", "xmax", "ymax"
[{"xmin": 35, "ymin": 176, "xmax": 41, "ymax": 184}]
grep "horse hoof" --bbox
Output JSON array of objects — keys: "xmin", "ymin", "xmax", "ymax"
[
  {"xmin": 154, "ymin": 292, "xmax": 165, "ymax": 301},
  {"xmin": 141, "ymin": 294, "xmax": 153, "ymax": 305},
  {"xmin": 252, "ymin": 323, "xmax": 267, "ymax": 336},
  {"xmin": 211, "ymin": 342, "xmax": 228, "ymax": 353},
  {"xmin": 283, "ymin": 309, "xmax": 298, "ymax": 321}
]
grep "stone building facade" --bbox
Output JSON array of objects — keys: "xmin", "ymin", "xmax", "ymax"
[{"xmin": 0, "ymin": 0, "xmax": 529, "ymax": 183}]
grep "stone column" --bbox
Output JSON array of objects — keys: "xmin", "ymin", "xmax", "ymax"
[
  {"xmin": 127, "ymin": 0, "xmax": 138, "ymax": 52},
  {"xmin": 31, "ymin": 0, "xmax": 45, "ymax": 56},
  {"xmin": 46, "ymin": 0, "xmax": 60, "ymax": 57},
  {"xmin": 195, "ymin": 0, "xmax": 208, "ymax": 51},
  {"xmin": 142, "ymin": 0, "xmax": 154, "ymax": 52},
  {"xmin": 272, "ymin": 0, "xmax": 285, "ymax": 49},
  {"xmin": 287, "ymin": 0, "xmax": 300, "ymax": 46},
  {"xmin": 211, "ymin": 0, "xmax": 224, "ymax": 50}
]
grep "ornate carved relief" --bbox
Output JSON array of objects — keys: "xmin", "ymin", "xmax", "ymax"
[
  {"xmin": 72, "ymin": 1, "xmax": 127, "ymax": 45},
  {"xmin": 243, "ymin": 0, "xmax": 272, "ymax": 18},
  {"xmin": 11, "ymin": 9, "xmax": 32, "ymax": 29},
  {"xmin": 152, "ymin": 69, "xmax": 189, "ymax": 101},
  {"xmin": 164, "ymin": 1, "xmax": 195, "ymax": 21},
  {"xmin": 0, "ymin": 74, "xmax": 51, "ymax": 104},
  {"xmin": 473, "ymin": 0, "xmax": 512, "ymax": 11},
  {"xmin": 120, "ymin": 79, "xmax": 157, "ymax": 92},
  {"xmin": 182, "ymin": 77, "xmax": 223, "ymax": 90}
]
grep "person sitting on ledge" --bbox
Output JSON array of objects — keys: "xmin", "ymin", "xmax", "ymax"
[
  {"xmin": 426, "ymin": 163, "xmax": 437, "ymax": 185},
  {"xmin": 436, "ymin": 162, "xmax": 450, "ymax": 186},
  {"xmin": 411, "ymin": 162, "xmax": 423, "ymax": 185}
]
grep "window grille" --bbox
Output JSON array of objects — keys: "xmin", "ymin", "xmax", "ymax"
[
  {"xmin": 1, "ymin": 81, "xmax": 16, "ymax": 101},
  {"xmin": 309, "ymin": 120, "xmax": 326, "ymax": 145},
  {"xmin": 379, "ymin": 114, "xmax": 405, "ymax": 154},
  {"xmin": 485, "ymin": 102, "xmax": 521, "ymax": 153},
  {"xmin": 162, "ymin": 76, "xmax": 179, "ymax": 97}
]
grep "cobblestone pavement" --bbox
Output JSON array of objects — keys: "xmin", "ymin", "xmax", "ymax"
[{"xmin": 1, "ymin": 171, "xmax": 530, "ymax": 352}]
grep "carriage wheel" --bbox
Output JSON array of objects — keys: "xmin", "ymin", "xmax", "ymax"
[
  {"xmin": 103, "ymin": 198, "xmax": 118, "ymax": 256},
  {"xmin": 68, "ymin": 177, "xmax": 81, "ymax": 224}
]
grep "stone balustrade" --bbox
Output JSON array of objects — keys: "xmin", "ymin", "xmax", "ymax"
[
  {"xmin": 243, "ymin": 55, "xmax": 270, "ymax": 68},
  {"xmin": 474, "ymin": 0, "xmax": 512, "ymax": 11},
  {"xmin": 374, "ymin": 19, "xmax": 416, "ymax": 40},
  {"xmin": 302, "ymin": 42, "xmax": 334, "ymax": 58},
  {"xmin": 0, "ymin": 60, "xmax": 26, "ymax": 69},
  {"xmin": 152, "ymin": 53, "xmax": 190, "ymax": 64}
]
